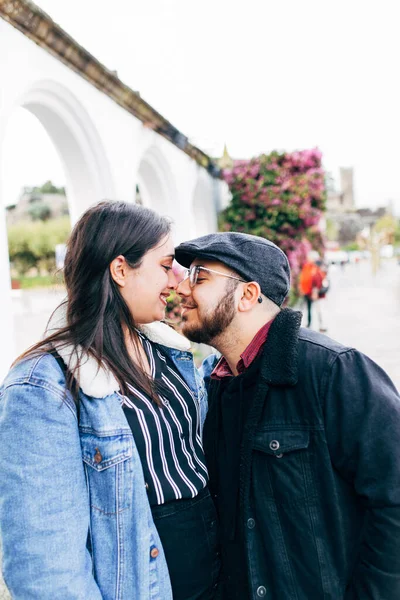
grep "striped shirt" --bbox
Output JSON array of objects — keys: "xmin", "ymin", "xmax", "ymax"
[{"xmin": 121, "ymin": 331, "xmax": 208, "ymax": 506}]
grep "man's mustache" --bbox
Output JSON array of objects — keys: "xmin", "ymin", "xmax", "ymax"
[{"xmin": 180, "ymin": 302, "xmax": 197, "ymax": 309}]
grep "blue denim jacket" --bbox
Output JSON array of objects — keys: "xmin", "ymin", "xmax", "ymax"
[{"xmin": 0, "ymin": 322, "xmax": 207, "ymax": 599}]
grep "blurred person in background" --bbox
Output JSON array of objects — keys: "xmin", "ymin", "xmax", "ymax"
[
  {"xmin": 299, "ymin": 250, "xmax": 326, "ymax": 331},
  {"xmin": 0, "ymin": 201, "xmax": 220, "ymax": 600},
  {"xmin": 315, "ymin": 256, "xmax": 329, "ymax": 333},
  {"xmin": 175, "ymin": 231, "xmax": 400, "ymax": 600}
]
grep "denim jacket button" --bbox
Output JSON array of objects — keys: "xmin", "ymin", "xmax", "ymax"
[
  {"xmin": 94, "ymin": 448, "xmax": 102, "ymax": 464},
  {"xmin": 269, "ymin": 440, "xmax": 280, "ymax": 451},
  {"xmin": 145, "ymin": 482, "xmax": 149, "ymax": 491},
  {"xmin": 247, "ymin": 518, "xmax": 256, "ymax": 529},
  {"xmin": 256, "ymin": 585, "xmax": 267, "ymax": 597},
  {"xmin": 150, "ymin": 547, "xmax": 159, "ymax": 558}
]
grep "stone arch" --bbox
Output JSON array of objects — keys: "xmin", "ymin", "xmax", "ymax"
[
  {"xmin": 13, "ymin": 79, "xmax": 115, "ymax": 223},
  {"xmin": 136, "ymin": 145, "xmax": 177, "ymax": 216},
  {"xmin": 0, "ymin": 79, "xmax": 116, "ymax": 378}
]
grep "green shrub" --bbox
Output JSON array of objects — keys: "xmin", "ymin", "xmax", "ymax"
[
  {"xmin": 7, "ymin": 217, "xmax": 71, "ymax": 276},
  {"xmin": 28, "ymin": 202, "xmax": 52, "ymax": 221},
  {"xmin": 19, "ymin": 274, "xmax": 64, "ymax": 289},
  {"xmin": 342, "ymin": 242, "xmax": 360, "ymax": 252}
]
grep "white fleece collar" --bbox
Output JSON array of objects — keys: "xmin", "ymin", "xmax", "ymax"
[{"xmin": 47, "ymin": 303, "xmax": 190, "ymax": 398}]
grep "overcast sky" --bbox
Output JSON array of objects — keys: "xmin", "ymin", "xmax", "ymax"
[{"xmin": 2, "ymin": 0, "xmax": 400, "ymax": 213}]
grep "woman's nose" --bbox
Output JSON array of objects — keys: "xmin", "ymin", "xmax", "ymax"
[{"xmin": 168, "ymin": 269, "xmax": 179, "ymax": 289}]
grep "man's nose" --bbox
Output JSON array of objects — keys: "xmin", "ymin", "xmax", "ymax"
[{"xmin": 176, "ymin": 277, "xmax": 191, "ymax": 297}]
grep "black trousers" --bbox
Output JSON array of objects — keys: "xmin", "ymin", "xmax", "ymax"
[
  {"xmin": 152, "ymin": 487, "xmax": 221, "ymax": 600},
  {"xmin": 305, "ymin": 295, "xmax": 313, "ymax": 327}
]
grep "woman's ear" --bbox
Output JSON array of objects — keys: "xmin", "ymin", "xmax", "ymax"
[
  {"xmin": 109, "ymin": 255, "xmax": 128, "ymax": 287},
  {"xmin": 237, "ymin": 282, "xmax": 262, "ymax": 312}
]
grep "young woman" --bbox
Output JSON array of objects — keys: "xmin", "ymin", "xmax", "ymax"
[{"xmin": 0, "ymin": 201, "xmax": 220, "ymax": 600}]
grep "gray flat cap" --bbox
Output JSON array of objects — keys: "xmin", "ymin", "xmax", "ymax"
[{"xmin": 175, "ymin": 232, "xmax": 291, "ymax": 307}]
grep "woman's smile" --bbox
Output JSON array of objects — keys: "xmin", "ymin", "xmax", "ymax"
[{"xmin": 159, "ymin": 293, "xmax": 169, "ymax": 306}]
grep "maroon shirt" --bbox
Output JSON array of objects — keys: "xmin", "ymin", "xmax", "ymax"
[{"xmin": 211, "ymin": 318, "xmax": 274, "ymax": 380}]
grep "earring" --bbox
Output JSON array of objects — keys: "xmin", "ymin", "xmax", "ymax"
[{"xmin": 258, "ymin": 296, "xmax": 263, "ymax": 303}]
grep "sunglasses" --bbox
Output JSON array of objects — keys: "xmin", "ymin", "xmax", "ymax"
[{"xmin": 183, "ymin": 265, "xmax": 247, "ymax": 288}]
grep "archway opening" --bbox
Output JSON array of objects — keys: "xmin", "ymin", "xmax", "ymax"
[
  {"xmin": 192, "ymin": 174, "xmax": 217, "ymax": 238},
  {"xmin": 0, "ymin": 82, "xmax": 114, "ymax": 370},
  {"xmin": 1, "ymin": 107, "xmax": 72, "ymax": 357},
  {"xmin": 137, "ymin": 147, "xmax": 176, "ymax": 217}
]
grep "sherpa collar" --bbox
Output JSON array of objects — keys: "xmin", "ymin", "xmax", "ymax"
[
  {"xmin": 258, "ymin": 307, "xmax": 302, "ymax": 386},
  {"xmin": 47, "ymin": 303, "xmax": 190, "ymax": 398}
]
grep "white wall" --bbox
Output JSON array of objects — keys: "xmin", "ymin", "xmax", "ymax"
[{"xmin": 0, "ymin": 18, "xmax": 222, "ymax": 378}]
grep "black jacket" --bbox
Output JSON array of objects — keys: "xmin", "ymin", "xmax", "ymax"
[{"xmin": 202, "ymin": 308, "xmax": 400, "ymax": 599}]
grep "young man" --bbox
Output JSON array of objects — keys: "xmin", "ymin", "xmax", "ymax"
[{"xmin": 175, "ymin": 232, "xmax": 400, "ymax": 600}]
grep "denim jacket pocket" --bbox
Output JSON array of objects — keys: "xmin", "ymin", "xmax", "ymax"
[
  {"xmin": 81, "ymin": 432, "xmax": 133, "ymax": 515},
  {"xmin": 252, "ymin": 429, "xmax": 312, "ymax": 506}
]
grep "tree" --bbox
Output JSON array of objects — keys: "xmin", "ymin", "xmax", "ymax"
[
  {"xmin": 373, "ymin": 214, "xmax": 397, "ymax": 245},
  {"xmin": 32, "ymin": 180, "xmax": 65, "ymax": 195},
  {"xmin": 28, "ymin": 202, "xmax": 52, "ymax": 221},
  {"xmin": 338, "ymin": 216, "xmax": 363, "ymax": 245},
  {"xmin": 219, "ymin": 148, "xmax": 327, "ymax": 302},
  {"xmin": 325, "ymin": 217, "xmax": 339, "ymax": 242},
  {"xmin": 395, "ymin": 220, "xmax": 400, "ymax": 246}
]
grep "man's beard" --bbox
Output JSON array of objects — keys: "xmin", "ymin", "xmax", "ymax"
[{"xmin": 181, "ymin": 288, "xmax": 236, "ymax": 345}]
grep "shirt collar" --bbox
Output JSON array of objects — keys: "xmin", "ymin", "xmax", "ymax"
[{"xmin": 211, "ymin": 318, "xmax": 275, "ymax": 380}]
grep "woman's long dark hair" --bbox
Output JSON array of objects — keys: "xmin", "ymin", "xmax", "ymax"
[{"xmin": 16, "ymin": 200, "xmax": 172, "ymax": 403}]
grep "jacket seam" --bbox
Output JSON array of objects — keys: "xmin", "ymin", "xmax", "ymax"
[
  {"xmin": 79, "ymin": 426, "xmax": 132, "ymax": 436},
  {"xmin": 254, "ymin": 442, "xmax": 309, "ymax": 454},
  {"xmin": 116, "ymin": 461, "xmax": 123, "ymax": 600},
  {"xmin": 2, "ymin": 380, "xmax": 77, "ymax": 421},
  {"xmin": 301, "ymin": 455, "xmax": 328, "ymax": 597},
  {"xmin": 27, "ymin": 354, "xmax": 43, "ymax": 379},
  {"xmin": 83, "ymin": 455, "xmax": 132, "ymax": 470},
  {"xmin": 298, "ymin": 336, "xmax": 354, "ymax": 354},
  {"xmin": 256, "ymin": 424, "xmax": 324, "ymax": 431},
  {"xmin": 320, "ymin": 348, "xmax": 355, "ymax": 405}
]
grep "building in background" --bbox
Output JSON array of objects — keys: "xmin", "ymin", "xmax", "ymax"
[
  {"xmin": 326, "ymin": 167, "xmax": 391, "ymax": 245},
  {"xmin": 326, "ymin": 167, "xmax": 355, "ymax": 213},
  {"xmin": 6, "ymin": 182, "xmax": 68, "ymax": 225}
]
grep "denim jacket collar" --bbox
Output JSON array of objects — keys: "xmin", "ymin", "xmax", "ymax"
[{"xmin": 47, "ymin": 304, "xmax": 190, "ymax": 398}]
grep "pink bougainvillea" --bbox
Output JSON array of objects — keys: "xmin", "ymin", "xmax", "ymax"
[{"xmin": 219, "ymin": 148, "xmax": 327, "ymax": 302}]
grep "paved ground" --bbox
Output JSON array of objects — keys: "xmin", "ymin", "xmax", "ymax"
[
  {"xmin": 12, "ymin": 286, "xmax": 66, "ymax": 356},
  {"xmin": 302, "ymin": 258, "xmax": 400, "ymax": 390},
  {"xmin": 1, "ymin": 258, "xmax": 399, "ymax": 595}
]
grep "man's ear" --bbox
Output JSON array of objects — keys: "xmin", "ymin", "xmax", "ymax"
[
  {"xmin": 109, "ymin": 255, "xmax": 129, "ymax": 287},
  {"xmin": 237, "ymin": 282, "xmax": 262, "ymax": 312}
]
